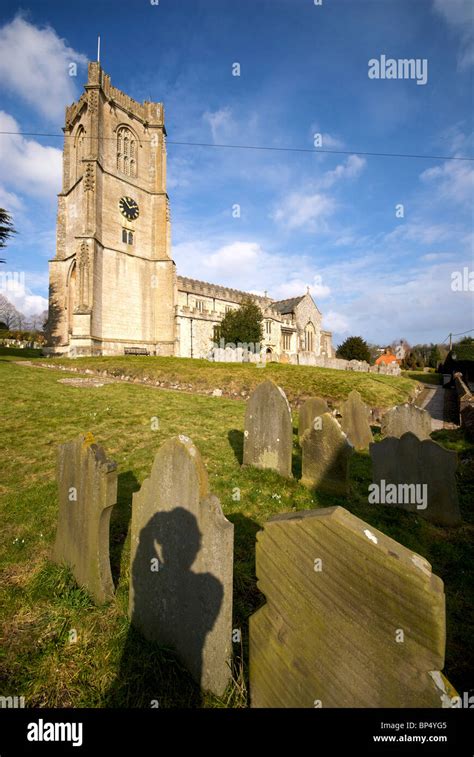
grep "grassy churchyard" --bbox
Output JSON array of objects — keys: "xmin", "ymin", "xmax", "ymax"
[{"xmin": 1, "ymin": 348, "xmax": 473, "ymax": 707}]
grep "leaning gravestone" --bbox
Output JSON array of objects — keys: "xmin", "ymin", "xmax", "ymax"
[
  {"xmin": 370, "ymin": 432, "xmax": 461, "ymax": 526},
  {"xmin": 298, "ymin": 397, "xmax": 329, "ymax": 442},
  {"xmin": 243, "ymin": 380, "xmax": 292, "ymax": 477},
  {"xmin": 249, "ymin": 506, "xmax": 457, "ymax": 707},
  {"xmin": 129, "ymin": 435, "xmax": 234, "ymax": 696},
  {"xmin": 52, "ymin": 433, "xmax": 117, "ymax": 604},
  {"xmin": 301, "ymin": 412, "xmax": 353, "ymax": 495},
  {"xmin": 340, "ymin": 389, "xmax": 373, "ymax": 450},
  {"xmin": 381, "ymin": 403, "xmax": 432, "ymax": 440}
]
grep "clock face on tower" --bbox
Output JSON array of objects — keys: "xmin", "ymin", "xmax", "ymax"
[{"xmin": 119, "ymin": 196, "xmax": 139, "ymax": 221}]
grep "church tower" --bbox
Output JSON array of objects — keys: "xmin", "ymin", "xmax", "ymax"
[{"xmin": 47, "ymin": 61, "xmax": 176, "ymax": 356}]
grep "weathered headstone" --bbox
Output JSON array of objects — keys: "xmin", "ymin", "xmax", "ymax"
[
  {"xmin": 340, "ymin": 389, "xmax": 373, "ymax": 450},
  {"xmin": 129, "ymin": 435, "xmax": 234, "ymax": 696},
  {"xmin": 243, "ymin": 380, "xmax": 292, "ymax": 477},
  {"xmin": 381, "ymin": 403, "xmax": 432, "ymax": 440},
  {"xmin": 301, "ymin": 412, "xmax": 353, "ymax": 495},
  {"xmin": 370, "ymin": 432, "xmax": 461, "ymax": 526},
  {"xmin": 53, "ymin": 433, "xmax": 117, "ymax": 604},
  {"xmin": 249, "ymin": 506, "xmax": 457, "ymax": 707},
  {"xmin": 298, "ymin": 397, "xmax": 329, "ymax": 442}
]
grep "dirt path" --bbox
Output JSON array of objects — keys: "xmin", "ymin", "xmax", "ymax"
[{"xmin": 418, "ymin": 385, "xmax": 447, "ymax": 431}]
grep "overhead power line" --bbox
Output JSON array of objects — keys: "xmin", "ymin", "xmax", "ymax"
[
  {"xmin": 0, "ymin": 130, "xmax": 472, "ymax": 162},
  {"xmin": 167, "ymin": 140, "xmax": 474, "ymax": 162},
  {"xmin": 451, "ymin": 328, "xmax": 474, "ymax": 338}
]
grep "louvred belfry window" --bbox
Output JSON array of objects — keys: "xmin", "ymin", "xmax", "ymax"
[{"xmin": 117, "ymin": 127, "xmax": 137, "ymax": 177}]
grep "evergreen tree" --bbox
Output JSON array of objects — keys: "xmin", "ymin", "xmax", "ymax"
[
  {"xmin": 336, "ymin": 335, "xmax": 371, "ymax": 362},
  {"xmin": 0, "ymin": 208, "xmax": 16, "ymax": 262},
  {"xmin": 218, "ymin": 297, "xmax": 263, "ymax": 345}
]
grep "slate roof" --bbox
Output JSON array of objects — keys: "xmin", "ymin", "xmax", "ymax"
[{"xmin": 272, "ymin": 296, "xmax": 305, "ymax": 315}]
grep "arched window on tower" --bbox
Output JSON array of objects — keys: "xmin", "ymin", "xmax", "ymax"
[
  {"xmin": 117, "ymin": 127, "xmax": 137, "ymax": 177},
  {"xmin": 75, "ymin": 126, "xmax": 86, "ymax": 180}
]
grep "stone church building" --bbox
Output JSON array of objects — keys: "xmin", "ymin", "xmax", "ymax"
[{"xmin": 47, "ymin": 62, "xmax": 333, "ymax": 361}]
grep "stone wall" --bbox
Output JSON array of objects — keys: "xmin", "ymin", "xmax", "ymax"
[
  {"xmin": 290, "ymin": 353, "xmax": 401, "ymax": 375},
  {"xmin": 454, "ymin": 372, "xmax": 474, "ymax": 437}
]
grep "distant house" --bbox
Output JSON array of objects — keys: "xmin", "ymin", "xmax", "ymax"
[{"xmin": 375, "ymin": 348, "xmax": 400, "ymax": 367}]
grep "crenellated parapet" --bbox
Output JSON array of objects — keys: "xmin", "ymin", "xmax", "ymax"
[
  {"xmin": 65, "ymin": 94, "xmax": 88, "ymax": 131},
  {"xmin": 65, "ymin": 62, "xmax": 164, "ymax": 132},
  {"xmin": 177, "ymin": 276, "xmax": 272, "ymax": 307}
]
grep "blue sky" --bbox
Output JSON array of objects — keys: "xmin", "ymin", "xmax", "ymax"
[{"xmin": 0, "ymin": 0, "xmax": 472, "ymax": 346}]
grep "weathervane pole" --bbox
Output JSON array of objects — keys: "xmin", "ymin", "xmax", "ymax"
[{"xmin": 97, "ymin": 35, "xmax": 101, "ymax": 63}]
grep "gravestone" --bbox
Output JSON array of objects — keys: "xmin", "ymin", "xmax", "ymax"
[
  {"xmin": 340, "ymin": 390, "xmax": 373, "ymax": 450},
  {"xmin": 249, "ymin": 505, "xmax": 457, "ymax": 707},
  {"xmin": 243, "ymin": 380, "xmax": 292, "ymax": 477},
  {"xmin": 381, "ymin": 403, "xmax": 432, "ymax": 440},
  {"xmin": 370, "ymin": 432, "xmax": 461, "ymax": 526},
  {"xmin": 298, "ymin": 397, "xmax": 329, "ymax": 442},
  {"xmin": 53, "ymin": 433, "xmax": 117, "ymax": 604},
  {"xmin": 129, "ymin": 435, "xmax": 234, "ymax": 696},
  {"xmin": 301, "ymin": 412, "xmax": 353, "ymax": 495}
]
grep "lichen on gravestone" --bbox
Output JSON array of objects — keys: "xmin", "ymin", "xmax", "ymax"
[{"xmin": 53, "ymin": 434, "xmax": 117, "ymax": 604}]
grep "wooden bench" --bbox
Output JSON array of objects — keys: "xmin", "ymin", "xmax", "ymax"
[{"xmin": 124, "ymin": 347, "xmax": 150, "ymax": 356}]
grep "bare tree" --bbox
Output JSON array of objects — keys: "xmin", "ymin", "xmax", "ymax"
[{"xmin": 0, "ymin": 294, "xmax": 23, "ymax": 329}]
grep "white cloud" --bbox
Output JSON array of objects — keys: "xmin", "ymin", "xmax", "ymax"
[
  {"xmin": 321, "ymin": 133, "xmax": 345, "ymax": 149},
  {"xmin": 0, "ymin": 276, "xmax": 47, "ymax": 316},
  {"xmin": 272, "ymin": 192, "xmax": 336, "ymax": 231},
  {"xmin": 439, "ymin": 124, "xmax": 473, "ymax": 155},
  {"xmin": 420, "ymin": 158, "xmax": 474, "ymax": 205},
  {"xmin": 0, "ymin": 15, "xmax": 87, "ymax": 122},
  {"xmin": 272, "ymin": 275, "xmax": 330, "ymax": 300},
  {"xmin": 323, "ymin": 310, "xmax": 351, "ymax": 335},
  {"xmin": 203, "ymin": 107, "xmax": 234, "ymax": 143},
  {"xmin": 270, "ymin": 155, "xmax": 365, "ymax": 232},
  {"xmin": 167, "ymin": 155, "xmax": 194, "ymax": 189},
  {"xmin": 432, "ymin": 0, "xmax": 474, "ymax": 69},
  {"xmin": 0, "ymin": 111, "xmax": 62, "ymax": 197},
  {"xmin": 0, "ymin": 184, "xmax": 22, "ymax": 211},
  {"xmin": 319, "ymin": 154, "xmax": 366, "ymax": 189},
  {"xmin": 384, "ymin": 221, "xmax": 454, "ymax": 246},
  {"xmin": 204, "ymin": 241, "xmax": 261, "ymax": 274},
  {"xmin": 421, "ymin": 252, "xmax": 454, "ymax": 261},
  {"xmin": 309, "ymin": 124, "xmax": 345, "ymax": 150},
  {"xmin": 173, "ymin": 237, "xmax": 331, "ymax": 303},
  {"xmin": 308, "ymin": 251, "xmax": 473, "ymax": 346}
]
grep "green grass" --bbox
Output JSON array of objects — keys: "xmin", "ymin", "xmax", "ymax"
[
  {"xmin": 33, "ymin": 352, "xmax": 421, "ymax": 408},
  {"xmin": 0, "ymin": 358, "xmax": 473, "ymax": 707},
  {"xmin": 401, "ymin": 370, "xmax": 443, "ymax": 385}
]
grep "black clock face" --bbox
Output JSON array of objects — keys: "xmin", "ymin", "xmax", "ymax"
[{"xmin": 119, "ymin": 196, "xmax": 139, "ymax": 221}]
